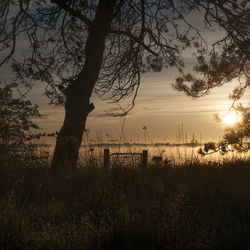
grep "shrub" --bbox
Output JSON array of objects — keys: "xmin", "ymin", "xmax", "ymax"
[{"xmin": 0, "ymin": 83, "xmax": 40, "ymax": 163}]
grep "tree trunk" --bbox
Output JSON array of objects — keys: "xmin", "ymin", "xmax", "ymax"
[{"xmin": 51, "ymin": 0, "xmax": 116, "ymax": 171}]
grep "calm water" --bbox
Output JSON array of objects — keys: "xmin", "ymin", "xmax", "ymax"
[
  {"xmin": 77, "ymin": 144, "xmax": 249, "ymax": 166},
  {"xmin": 41, "ymin": 144, "xmax": 249, "ymax": 166}
]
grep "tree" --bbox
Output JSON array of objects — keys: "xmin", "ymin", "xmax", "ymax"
[
  {"xmin": 198, "ymin": 104, "xmax": 249, "ymax": 156},
  {"xmin": 0, "ymin": 0, "xmax": 249, "ymax": 170},
  {"xmin": 0, "ymin": 83, "xmax": 40, "ymax": 156},
  {"xmin": 223, "ymin": 104, "xmax": 250, "ymax": 145},
  {"xmin": 174, "ymin": 0, "xmax": 250, "ymax": 100}
]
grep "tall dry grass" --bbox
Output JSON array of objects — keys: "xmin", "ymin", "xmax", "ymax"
[{"xmin": 0, "ymin": 148, "xmax": 250, "ymax": 249}]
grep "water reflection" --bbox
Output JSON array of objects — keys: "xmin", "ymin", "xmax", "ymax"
[
  {"xmin": 78, "ymin": 144, "xmax": 249, "ymax": 165},
  {"xmin": 40, "ymin": 144, "xmax": 249, "ymax": 166}
]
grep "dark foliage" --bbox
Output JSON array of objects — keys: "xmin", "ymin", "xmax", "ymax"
[
  {"xmin": 199, "ymin": 104, "xmax": 249, "ymax": 156},
  {"xmin": 0, "ymin": 83, "xmax": 40, "ymax": 162},
  {"xmin": 174, "ymin": 0, "xmax": 250, "ymax": 100}
]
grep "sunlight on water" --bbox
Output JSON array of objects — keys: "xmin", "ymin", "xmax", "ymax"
[
  {"xmin": 77, "ymin": 144, "xmax": 249, "ymax": 166},
  {"xmin": 42, "ymin": 144, "xmax": 249, "ymax": 166}
]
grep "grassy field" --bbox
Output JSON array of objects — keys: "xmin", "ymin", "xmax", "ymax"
[{"xmin": 0, "ymin": 152, "xmax": 250, "ymax": 249}]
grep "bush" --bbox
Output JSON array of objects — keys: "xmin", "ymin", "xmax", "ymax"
[{"xmin": 0, "ymin": 83, "xmax": 40, "ymax": 164}]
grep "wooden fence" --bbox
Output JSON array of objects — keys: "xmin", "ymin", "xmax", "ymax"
[{"xmin": 103, "ymin": 149, "xmax": 148, "ymax": 169}]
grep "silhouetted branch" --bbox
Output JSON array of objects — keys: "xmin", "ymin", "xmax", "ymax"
[
  {"xmin": 110, "ymin": 29, "xmax": 158, "ymax": 56},
  {"xmin": 50, "ymin": 0, "xmax": 92, "ymax": 26}
]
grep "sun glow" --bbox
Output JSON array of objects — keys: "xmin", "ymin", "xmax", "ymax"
[{"xmin": 222, "ymin": 110, "xmax": 238, "ymax": 125}]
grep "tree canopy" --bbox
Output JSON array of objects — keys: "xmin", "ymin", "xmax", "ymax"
[
  {"xmin": 174, "ymin": 0, "xmax": 250, "ymax": 99},
  {"xmin": 0, "ymin": 0, "xmax": 217, "ymax": 111}
]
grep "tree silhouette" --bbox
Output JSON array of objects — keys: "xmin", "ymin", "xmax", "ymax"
[
  {"xmin": 174, "ymin": 0, "xmax": 249, "ymax": 100},
  {"xmin": 199, "ymin": 104, "xmax": 249, "ymax": 156},
  {"xmin": 222, "ymin": 105, "xmax": 249, "ymax": 145},
  {"xmin": 0, "ymin": 0, "xmax": 249, "ymax": 170},
  {"xmin": 0, "ymin": 83, "xmax": 39, "ymax": 157}
]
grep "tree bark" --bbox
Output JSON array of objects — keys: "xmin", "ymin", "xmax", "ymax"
[{"xmin": 51, "ymin": 0, "xmax": 117, "ymax": 171}]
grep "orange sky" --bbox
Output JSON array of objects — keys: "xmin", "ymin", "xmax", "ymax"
[{"xmin": 30, "ymin": 67, "xmax": 249, "ymax": 144}]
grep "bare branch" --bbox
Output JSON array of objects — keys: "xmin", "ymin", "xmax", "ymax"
[
  {"xmin": 50, "ymin": 0, "xmax": 92, "ymax": 26},
  {"xmin": 110, "ymin": 29, "xmax": 158, "ymax": 56}
]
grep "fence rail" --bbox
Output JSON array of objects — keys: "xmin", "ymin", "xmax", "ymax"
[{"xmin": 104, "ymin": 149, "xmax": 148, "ymax": 169}]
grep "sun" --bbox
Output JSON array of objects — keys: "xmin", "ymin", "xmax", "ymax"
[{"xmin": 222, "ymin": 110, "xmax": 237, "ymax": 125}]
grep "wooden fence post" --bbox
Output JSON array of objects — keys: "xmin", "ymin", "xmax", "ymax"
[
  {"xmin": 142, "ymin": 150, "xmax": 148, "ymax": 168},
  {"xmin": 104, "ymin": 149, "xmax": 110, "ymax": 169}
]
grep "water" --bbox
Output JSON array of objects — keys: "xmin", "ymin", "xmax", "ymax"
[
  {"xmin": 78, "ymin": 144, "xmax": 249, "ymax": 166},
  {"xmin": 40, "ymin": 143, "xmax": 249, "ymax": 166}
]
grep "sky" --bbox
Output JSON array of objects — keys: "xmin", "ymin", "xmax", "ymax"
[
  {"xmin": 27, "ymin": 66, "xmax": 249, "ymax": 144},
  {"xmin": 24, "ymin": 28, "xmax": 249, "ymax": 144},
  {"xmin": 1, "ymin": 4, "xmax": 249, "ymax": 145}
]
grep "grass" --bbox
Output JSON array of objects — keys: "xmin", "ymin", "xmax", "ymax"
[{"xmin": 0, "ymin": 152, "xmax": 250, "ymax": 249}]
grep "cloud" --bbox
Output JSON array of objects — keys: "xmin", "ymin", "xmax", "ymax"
[{"xmin": 90, "ymin": 113, "xmax": 111, "ymax": 119}]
